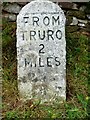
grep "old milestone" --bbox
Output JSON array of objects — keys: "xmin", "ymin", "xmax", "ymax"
[{"xmin": 17, "ymin": 0, "xmax": 66, "ymax": 103}]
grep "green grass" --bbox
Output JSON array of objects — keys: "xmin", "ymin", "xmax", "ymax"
[{"xmin": 2, "ymin": 18, "xmax": 89, "ymax": 119}]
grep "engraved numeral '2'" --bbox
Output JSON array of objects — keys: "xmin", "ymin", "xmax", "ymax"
[{"xmin": 39, "ymin": 44, "xmax": 45, "ymax": 54}]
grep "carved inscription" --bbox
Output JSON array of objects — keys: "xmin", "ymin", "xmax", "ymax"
[{"xmin": 20, "ymin": 15, "xmax": 64, "ymax": 68}]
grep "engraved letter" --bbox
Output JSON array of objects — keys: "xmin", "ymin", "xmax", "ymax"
[
  {"xmin": 33, "ymin": 16, "xmax": 39, "ymax": 26},
  {"xmin": 30, "ymin": 31, "xmax": 36, "ymax": 40}
]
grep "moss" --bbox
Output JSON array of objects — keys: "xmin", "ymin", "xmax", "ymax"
[
  {"xmin": 67, "ymin": 10, "xmax": 86, "ymax": 19},
  {"xmin": 66, "ymin": 33, "xmax": 88, "ymax": 96},
  {"xmin": 2, "ymin": 19, "xmax": 17, "ymax": 81},
  {"xmin": 85, "ymin": 2, "xmax": 90, "ymax": 14},
  {"xmin": 66, "ymin": 26, "xmax": 79, "ymax": 33},
  {"xmin": 2, "ymin": 18, "xmax": 16, "ymax": 48}
]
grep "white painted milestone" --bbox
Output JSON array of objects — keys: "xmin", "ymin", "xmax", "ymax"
[{"xmin": 17, "ymin": 0, "xmax": 66, "ymax": 102}]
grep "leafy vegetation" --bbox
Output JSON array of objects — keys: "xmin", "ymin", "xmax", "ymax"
[{"xmin": 2, "ymin": 18, "xmax": 89, "ymax": 119}]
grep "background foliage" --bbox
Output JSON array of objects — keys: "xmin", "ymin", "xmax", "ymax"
[{"xmin": 2, "ymin": 2, "xmax": 89, "ymax": 119}]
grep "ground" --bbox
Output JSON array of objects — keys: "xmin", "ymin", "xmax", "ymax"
[{"xmin": 1, "ymin": 18, "xmax": 89, "ymax": 119}]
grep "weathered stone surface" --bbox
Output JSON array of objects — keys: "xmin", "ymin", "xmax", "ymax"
[
  {"xmin": 17, "ymin": 0, "xmax": 66, "ymax": 103},
  {"xmin": 59, "ymin": 2, "xmax": 78, "ymax": 10},
  {"xmin": 66, "ymin": 16, "xmax": 72, "ymax": 26},
  {"xmin": 9, "ymin": 14, "xmax": 16, "ymax": 21},
  {"xmin": 82, "ymin": 24, "xmax": 90, "ymax": 32},
  {"xmin": 72, "ymin": 3, "xmax": 78, "ymax": 10},
  {"xmin": 70, "ymin": 18, "xmax": 88, "ymax": 26},
  {"xmin": 79, "ymin": 6, "xmax": 86, "ymax": 11},
  {"xmin": 3, "ymin": 13, "xmax": 16, "ymax": 21},
  {"xmin": 70, "ymin": 17, "xmax": 78, "ymax": 26},
  {"xmin": 4, "ymin": 3, "xmax": 21, "ymax": 14},
  {"xmin": 87, "ymin": 15, "xmax": 90, "ymax": 20},
  {"xmin": 78, "ymin": 23, "xmax": 85, "ymax": 27},
  {"xmin": 78, "ymin": 19, "xmax": 87, "ymax": 24}
]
